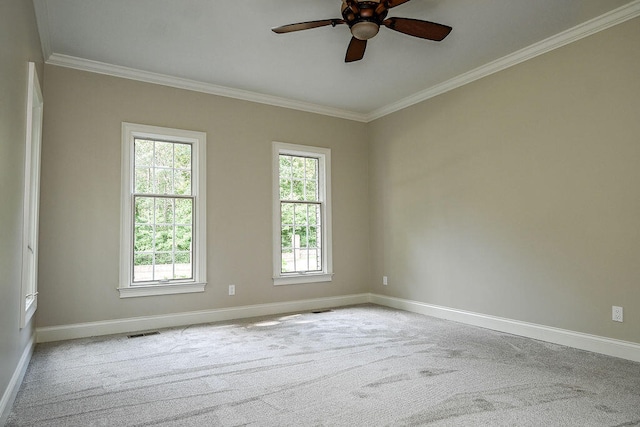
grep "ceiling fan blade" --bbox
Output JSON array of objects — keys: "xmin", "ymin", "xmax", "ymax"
[
  {"xmin": 345, "ymin": 37, "xmax": 367, "ymax": 62},
  {"xmin": 383, "ymin": 17, "xmax": 452, "ymax": 41},
  {"xmin": 386, "ymin": 0, "xmax": 412, "ymax": 8},
  {"xmin": 272, "ymin": 19, "xmax": 344, "ymax": 34}
]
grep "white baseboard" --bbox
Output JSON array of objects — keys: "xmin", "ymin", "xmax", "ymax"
[
  {"xmin": 34, "ymin": 292, "xmax": 640, "ymax": 363},
  {"xmin": 0, "ymin": 334, "xmax": 35, "ymax": 426},
  {"xmin": 36, "ymin": 293, "xmax": 370, "ymax": 343},
  {"xmin": 370, "ymin": 294, "xmax": 640, "ymax": 363}
]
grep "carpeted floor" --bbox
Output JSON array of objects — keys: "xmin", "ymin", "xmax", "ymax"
[{"xmin": 7, "ymin": 304, "xmax": 640, "ymax": 426}]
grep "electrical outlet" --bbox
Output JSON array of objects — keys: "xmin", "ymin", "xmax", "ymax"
[
  {"xmin": 229, "ymin": 285, "xmax": 235, "ymax": 296},
  {"xmin": 382, "ymin": 276, "xmax": 388, "ymax": 286},
  {"xmin": 612, "ymin": 306, "xmax": 623, "ymax": 322}
]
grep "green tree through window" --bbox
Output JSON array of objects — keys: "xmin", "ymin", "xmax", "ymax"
[
  {"xmin": 272, "ymin": 141, "xmax": 331, "ymax": 286},
  {"xmin": 279, "ymin": 154, "xmax": 322, "ymax": 273},
  {"xmin": 133, "ymin": 139, "xmax": 193, "ymax": 282}
]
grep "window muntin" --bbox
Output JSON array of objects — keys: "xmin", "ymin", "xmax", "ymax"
[
  {"xmin": 132, "ymin": 139, "xmax": 194, "ymax": 283},
  {"xmin": 279, "ymin": 155, "xmax": 322, "ymax": 273},
  {"xmin": 120, "ymin": 123, "xmax": 206, "ymax": 298},
  {"xmin": 272, "ymin": 142, "xmax": 332, "ymax": 285}
]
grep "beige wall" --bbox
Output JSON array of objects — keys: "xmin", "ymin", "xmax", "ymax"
[
  {"xmin": 23, "ymin": 6, "xmax": 640, "ymax": 348},
  {"xmin": 38, "ymin": 65, "xmax": 370, "ymax": 327},
  {"xmin": 0, "ymin": 0, "xmax": 43, "ymax": 416},
  {"xmin": 369, "ymin": 17, "xmax": 640, "ymax": 343}
]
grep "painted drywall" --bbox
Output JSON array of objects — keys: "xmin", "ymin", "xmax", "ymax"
[
  {"xmin": 37, "ymin": 65, "xmax": 370, "ymax": 327},
  {"xmin": 0, "ymin": 0, "xmax": 43, "ymax": 419},
  {"xmin": 368, "ymin": 17, "xmax": 640, "ymax": 344}
]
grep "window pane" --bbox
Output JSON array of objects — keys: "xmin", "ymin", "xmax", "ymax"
[
  {"xmin": 279, "ymin": 155, "xmax": 292, "ymax": 178},
  {"xmin": 280, "ymin": 179, "xmax": 292, "ymax": 200},
  {"xmin": 135, "ymin": 168, "xmax": 152, "ymax": 194},
  {"xmin": 305, "ymin": 158, "xmax": 317, "ymax": 180},
  {"xmin": 281, "ymin": 248, "xmax": 294, "ymax": 273},
  {"xmin": 154, "ymin": 198, "xmax": 174, "ymax": 224},
  {"xmin": 133, "ymin": 253, "xmax": 153, "ymax": 282},
  {"xmin": 281, "ymin": 203, "xmax": 294, "ymax": 226},
  {"xmin": 305, "ymin": 180, "xmax": 317, "ymax": 201},
  {"xmin": 294, "ymin": 204, "xmax": 308, "ymax": 226},
  {"xmin": 174, "ymin": 252, "xmax": 192, "ymax": 279},
  {"xmin": 133, "ymin": 197, "xmax": 194, "ymax": 284},
  {"xmin": 175, "ymin": 199, "xmax": 193, "ymax": 224},
  {"xmin": 155, "ymin": 225, "xmax": 173, "ymax": 252},
  {"xmin": 174, "ymin": 170, "xmax": 191, "ymax": 195},
  {"xmin": 308, "ymin": 249, "xmax": 321, "ymax": 271},
  {"xmin": 292, "ymin": 157, "xmax": 305, "ymax": 179},
  {"xmin": 155, "ymin": 142, "xmax": 173, "ymax": 168},
  {"xmin": 174, "ymin": 143, "xmax": 191, "ymax": 169},
  {"xmin": 293, "ymin": 249, "xmax": 305, "ymax": 270},
  {"xmin": 154, "ymin": 253, "xmax": 173, "ymax": 281},
  {"xmin": 291, "ymin": 179, "xmax": 304, "ymax": 201},
  {"xmin": 134, "ymin": 225, "xmax": 153, "ymax": 252},
  {"xmin": 175, "ymin": 226, "xmax": 192, "ymax": 251},
  {"xmin": 134, "ymin": 140, "xmax": 153, "ymax": 167},
  {"xmin": 135, "ymin": 197, "xmax": 153, "ymax": 224},
  {"xmin": 276, "ymin": 150, "xmax": 327, "ymax": 276},
  {"xmin": 156, "ymin": 169, "xmax": 173, "ymax": 194},
  {"xmin": 308, "ymin": 204, "xmax": 319, "ymax": 225},
  {"xmin": 281, "ymin": 225, "xmax": 293, "ymax": 249},
  {"xmin": 295, "ymin": 225, "xmax": 308, "ymax": 247},
  {"xmin": 308, "ymin": 225, "xmax": 318, "ymax": 247}
]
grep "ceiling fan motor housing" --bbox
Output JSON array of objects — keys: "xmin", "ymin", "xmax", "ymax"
[{"xmin": 341, "ymin": 0, "xmax": 389, "ymax": 40}]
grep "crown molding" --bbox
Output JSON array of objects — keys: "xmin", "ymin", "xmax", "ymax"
[
  {"xmin": 365, "ymin": 0, "xmax": 640, "ymax": 122},
  {"xmin": 45, "ymin": 54, "xmax": 369, "ymax": 123},
  {"xmin": 41, "ymin": 1, "xmax": 639, "ymax": 123}
]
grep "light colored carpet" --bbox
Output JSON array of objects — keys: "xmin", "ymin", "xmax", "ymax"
[{"xmin": 7, "ymin": 304, "xmax": 640, "ymax": 426}]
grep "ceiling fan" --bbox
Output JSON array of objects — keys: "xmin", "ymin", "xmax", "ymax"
[{"xmin": 272, "ymin": 0, "xmax": 452, "ymax": 63}]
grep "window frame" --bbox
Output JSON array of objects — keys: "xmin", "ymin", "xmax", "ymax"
[
  {"xmin": 119, "ymin": 123, "xmax": 207, "ymax": 298},
  {"xmin": 272, "ymin": 142, "xmax": 333, "ymax": 286},
  {"xmin": 20, "ymin": 62, "xmax": 43, "ymax": 328}
]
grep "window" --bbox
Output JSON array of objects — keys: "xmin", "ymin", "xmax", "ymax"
[
  {"xmin": 119, "ymin": 123, "xmax": 206, "ymax": 298},
  {"xmin": 20, "ymin": 63, "xmax": 43, "ymax": 328},
  {"xmin": 272, "ymin": 142, "xmax": 332, "ymax": 285}
]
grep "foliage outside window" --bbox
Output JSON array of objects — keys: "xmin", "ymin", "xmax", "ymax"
[
  {"xmin": 119, "ymin": 123, "xmax": 206, "ymax": 298},
  {"xmin": 273, "ymin": 142, "xmax": 332, "ymax": 285},
  {"xmin": 133, "ymin": 139, "xmax": 194, "ymax": 282}
]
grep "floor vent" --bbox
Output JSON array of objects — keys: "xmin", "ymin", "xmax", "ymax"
[
  {"xmin": 311, "ymin": 309, "xmax": 332, "ymax": 314},
  {"xmin": 127, "ymin": 331, "xmax": 160, "ymax": 338}
]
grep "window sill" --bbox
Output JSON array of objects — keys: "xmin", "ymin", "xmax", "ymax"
[
  {"xmin": 118, "ymin": 282, "xmax": 206, "ymax": 298},
  {"xmin": 273, "ymin": 273, "xmax": 333, "ymax": 286}
]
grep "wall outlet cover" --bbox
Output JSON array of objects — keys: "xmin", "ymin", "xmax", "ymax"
[{"xmin": 612, "ymin": 306, "xmax": 623, "ymax": 322}]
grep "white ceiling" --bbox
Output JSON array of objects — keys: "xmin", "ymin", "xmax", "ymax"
[{"xmin": 33, "ymin": 0, "xmax": 639, "ymax": 121}]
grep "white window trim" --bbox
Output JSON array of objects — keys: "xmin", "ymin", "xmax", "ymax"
[
  {"xmin": 272, "ymin": 142, "xmax": 333, "ymax": 286},
  {"xmin": 119, "ymin": 123, "xmax": 207, "ymax": 298},
  {"xmin": 20, "ymin": 62, "xmax": 43, "ymax": 328}
]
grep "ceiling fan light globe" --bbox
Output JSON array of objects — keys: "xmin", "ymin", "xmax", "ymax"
[{"xmin": 351, "ymin": 21, "xmax": 379, "ymax": 40}]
